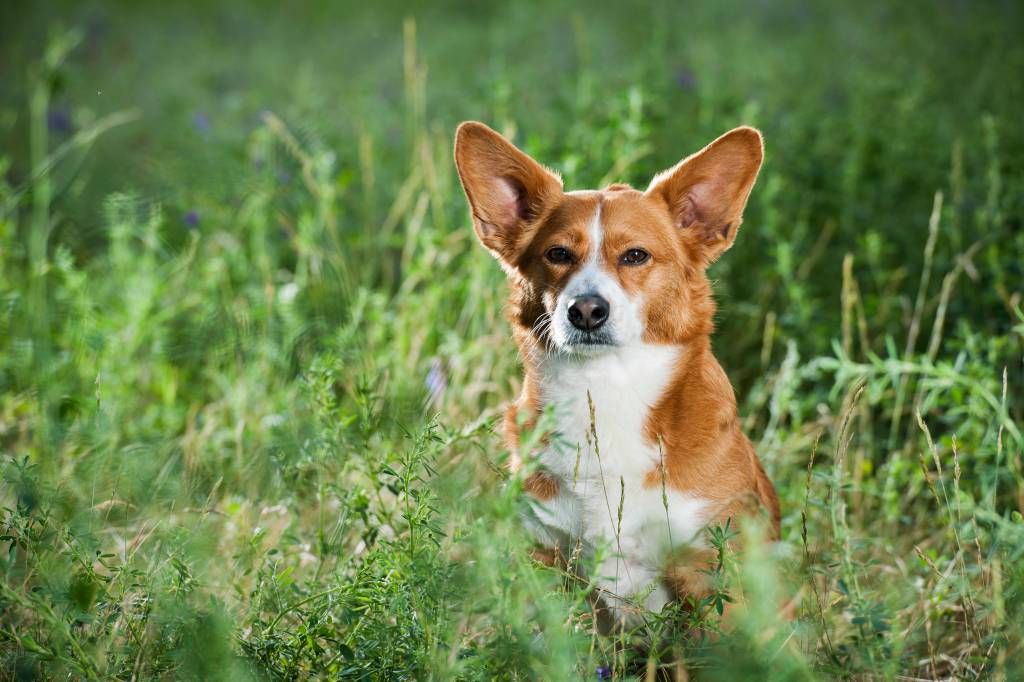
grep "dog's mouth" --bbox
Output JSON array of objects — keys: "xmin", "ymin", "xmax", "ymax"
[{"xmin": 560, "ymin": 329, "xmax": 617, "ymax": 353}]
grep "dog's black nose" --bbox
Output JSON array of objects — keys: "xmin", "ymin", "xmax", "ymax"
[{"xmin": 567, "ymin": 294, "xmax": 610, "ymax": 331}]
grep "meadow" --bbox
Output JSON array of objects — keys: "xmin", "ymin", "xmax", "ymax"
[{"xmin": 1, "ymin": 1, "xmax": 1023, "ymax": 679}]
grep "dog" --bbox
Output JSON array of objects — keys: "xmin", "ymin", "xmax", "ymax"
[{"xmin": 454, "ymin": 121, "xmax": 780, "ymax": 625}]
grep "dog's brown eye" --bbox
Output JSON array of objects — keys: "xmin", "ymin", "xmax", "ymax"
[
  {"xmin": 545, "ymin": 246, "xmax": 573, "ymax": 264},
  {"xmin": 620, "ymin": 248, "xmax": 650, "ymax": 265}
]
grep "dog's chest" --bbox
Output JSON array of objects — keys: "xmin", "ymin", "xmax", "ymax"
[
  {"xmin": 527, "ymin": 345, "xmax": 710, "ymax": 561},
  {"xmin": 539, "ymin": 346, "xmax": 675, "ymax": 481}
]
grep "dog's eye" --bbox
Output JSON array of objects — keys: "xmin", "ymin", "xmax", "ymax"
[
  {"xmin": 545, "ymin": 246, "xmax": 573, "ymax": 264},
  {"xmin": 620, "ymin": 248, "xmax": 650, "ymax": 265}
]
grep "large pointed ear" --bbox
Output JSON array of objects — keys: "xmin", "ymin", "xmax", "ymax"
[
  {"xmin": 454, "ymin": 121, "xmax": 563, "ymax": 264},
  {"xmin": 645, "ymin": 126, "xmax": 763, "ymax": 262}
]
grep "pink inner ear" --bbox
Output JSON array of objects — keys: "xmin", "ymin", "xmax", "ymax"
[
  {"xmin": 678, "ymin": 177, "xmax": 736, "ymax": 234},
  {"xmin": 675, "ymin": 182, "xmax": 711, "ymax": 229},
  {"xmin": 490, "ymin": 175, "xmax": 534, "ymax": 230},
  {"xmin": 675, "ymin": 194, "xmax": 699, "ymax": 229},
  {"xmin": 495, "ymin": 176, "xmax": 522, "ymax": 228}
]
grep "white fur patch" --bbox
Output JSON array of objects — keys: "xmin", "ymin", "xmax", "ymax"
[{"xmin": 526, "ymin": 343, "xmax": 711, "ymax": 619}]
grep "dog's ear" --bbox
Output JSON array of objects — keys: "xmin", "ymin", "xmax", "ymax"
[
  {"xmin": 646, "ymin": 127, "xmax": 763, "ymax": 263},
  {"xmin": 454, "ymin": 122, "xmax": 563, "ymax": 264}
]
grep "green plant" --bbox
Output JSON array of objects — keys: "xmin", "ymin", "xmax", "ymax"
[{"xmin": 1, "ymin": 2, "xmax": 1022, "ymax": 679}]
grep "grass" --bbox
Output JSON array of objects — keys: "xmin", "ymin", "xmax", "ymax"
[{"xmin": 1, "ymin": 0, "xmax": 1023, "ymax": 679}]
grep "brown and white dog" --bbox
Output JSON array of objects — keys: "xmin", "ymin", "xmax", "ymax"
[{"xmin": 454, "ymin": 122, "xmax": 780, "ymax": 623}]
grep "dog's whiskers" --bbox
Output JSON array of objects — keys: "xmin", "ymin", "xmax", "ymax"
[{"xmin": 530, "ymin": 312, "xmax": 557, "ymax": 357}]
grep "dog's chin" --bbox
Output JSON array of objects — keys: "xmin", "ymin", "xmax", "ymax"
[{"xmin": 555, "ymin": 331, "xmax": 619, "ymax": 358}]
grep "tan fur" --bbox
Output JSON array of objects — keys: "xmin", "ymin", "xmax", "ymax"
[{"xmin": 455, "ymin": 121, "xmax": 780, "ymax": 607}]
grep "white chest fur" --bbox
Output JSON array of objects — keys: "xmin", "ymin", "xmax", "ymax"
[{"xmin": 523, "ymin": 343, "xmax": 711, "ymax": 615}]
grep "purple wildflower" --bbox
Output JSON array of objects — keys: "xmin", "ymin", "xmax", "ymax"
[
  {"xmin": 184, "ymin": 210, "xmax": 200, "ymax": 228},
  {"xmin": 673, "ymin": 65, "xmax": 697, "ymax": 91},
  {"xmin": 595, "ymin": 664, "xmax": 613, "ymax": 679},
  {"xmin": 425, "ymin": 358, "xmax": 447, "ymax": 408},
  {"xmin": 47, "ymin": 108, "xmax": 73, "ymax": 134},
  {"xmin": 192, "ymin": 111, "xmax": 211, "ymax": 133}
]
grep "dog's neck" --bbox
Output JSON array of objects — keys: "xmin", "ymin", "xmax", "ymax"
[{"xmin": 516, "ymin": 332, "xmax": 739, "ymax": 489}]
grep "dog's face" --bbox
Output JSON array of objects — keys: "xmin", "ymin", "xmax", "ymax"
[{"xmin": 454, "ymin": 122, "xmax": 763, "ymax": 355}]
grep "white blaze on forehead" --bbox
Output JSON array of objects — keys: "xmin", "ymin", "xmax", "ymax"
[
  {"xmin": 574, "ymin": 203, "xmax": 605, "ymax": 286},
  {"xmin": 586, "ymin": 203, "xmax": 603, "ymax": 266}
]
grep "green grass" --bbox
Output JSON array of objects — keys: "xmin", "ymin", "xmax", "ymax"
[{"xmin": 1, "ymin": 1, "xmax": 1023, "ymax": 679}]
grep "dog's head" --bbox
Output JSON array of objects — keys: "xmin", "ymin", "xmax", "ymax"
[{"xmin": 454, "ymin": 122, "xmax": 763, "ymax": 355}]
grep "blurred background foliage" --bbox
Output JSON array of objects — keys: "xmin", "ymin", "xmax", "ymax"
[{"xmin": 1, "ymin": 0, "xmax": 1022, "ymax": 679}]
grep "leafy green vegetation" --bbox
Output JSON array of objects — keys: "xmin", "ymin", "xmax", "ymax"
[{"xmin": 1, "ymin": 1, "xmax": 1022, "ymax": 679}]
